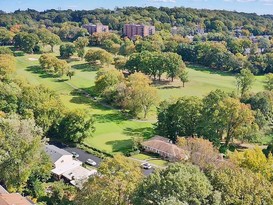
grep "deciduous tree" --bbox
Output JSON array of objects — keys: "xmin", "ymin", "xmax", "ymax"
[
  {"xmin": 76, "ymin": 155, "xmax": 143, "ymax": 205},
  {"xmin": 236, "ymin": 68, "xmax": 255, "ymax": 96},
  {"xmin": 0, "ymin": 54, "xmax": 16, "ymax": 77},
  {"xmin": 74, "ymin": 37, "xmax": 89, "ymax": 59},
  {"xmin": 60, "ymin": 43, "xmax": 76, "ymax": 58},
  {"xmin": 132, "ymin": 163, "xmax": 214, "ymax": 205},
  {"xmin": 58, "ymin": 109, "xmax": 95, "ymax": 143},
  {"xmin": 0, "ymin": 116, "xmax": 50, "ymax": 192},
  {"xmin": 85, "ymin": 49, "xmax": 113, "ymax": 65},
  {"xmin": 178, "ymin": 69, "xmax": 189, "ymax": 87}
]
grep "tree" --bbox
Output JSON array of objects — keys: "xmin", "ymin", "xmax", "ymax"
[
  {"xmin": 198, "ymin": 90, "xmax": 228, "ymax": 145},
  {"xmin": 264, "ymin": 73, "xmax": 273, "ymax": 91},
  {"xmin": 38, "ymin": 28, "xmax": 61, "ymax": 52},
  {"xmin": 67, "ymin": 70, "xmax": 75, "ymax": 80},
  {"xmin": 58, "ymin": 23, "xmax": 88, "ymax": 42},
  {"xmin": 178, "ymin": 69, "xmax": 189, "ymax": 87},
  {"xmin": 229, "ymin": 147, "xmax": 273, "ymax": 181},
  {"xmin": 177, "ymin": 137, "xmax": 223, "ymax": 169},
  {"xmin": 39, "ymin": 54, "xmax": 70, "ymax": 76},
  {"xmin": 85, "ymin": 49, "xmax": 113, "ymax": 65},
  {"xmin": 132, "ymin": 163, "xmax": 214, "ymax": 205},
  {"xmin": 216, "ymin": 97, "xmax": 257, "ymax": 146},
  {"xmin": 54, "ymin": 59, "xmax": 70, "ymax": 76},
  {"xmin": 156, "ymin": 97, "xmax": 203, "ymax": 143},
  {"xmin": 164, "ymin": 52, "xmax": 186, "ymax": 82},
  {"xmin": 206, "ymin": 166, "xmax": 273, "ymax": 205},
  {"xmin": 58, "ymin": 109, "xmax": 95, "ymax": 143},
  {"xmin": 39, "ymin": 54, "xmax": 56, "ymax": 71},
  {"xmin": 14, "ymin": 32, "xmax": 39, "ymax": 53},
  {"xmin": 0, "ymin": 54, "xmax": 16, "ymax": 77},
  {"xmin": 102, "ymin": 39, "xmax": 121, "ymax": 55},
  {"xmin": 236, "ymin": 68, "xmax": 255, "ymax": 96},
  {"xmin": 243, "ymin": 91, "xmax": 273, "ymax": 130},
  {"xmin": 119, "ymin": 38, "xmax": 135, "ymax": 56},
  {"xmin": 60, "ymin": 43, "xmax": 76, "ymax": 58},
  {"xmin": 74, "ymin": 37, "xmax": 89, "ymax": 59},
  {"xmin": 94, "ymin": 67, "xmax": 125, "ymax": 99},
  {"xmin": 76, "ymin": 155, "xmax": 143, "ymax": 205},
  {"xmin": 0, "ymin": 47, "xmax": 13, "ymax": 55},
  {"xmin": 0, "ymin": 116, "xmax": 51, "ymax": 192},
  {"xmin": 126, "ymin": 72, "xmax": 159, "ymax": 118},
  {"xmin": 113, "ymin": 56, "xmax": 127, "ymax": 70},
  {"xmin": 0, "ymin": 27, "xmax": 13, "ymax": 45},
  {"xmin": 0, "ymin": 81, "xmax": 21, "ymax": 113},
  {"xmin": 48, "ymin": 181, "xmax": 76, "ymax": 205},
  {"xmin": 19, "ymin": 85, "xmax": 65, "ymax": 133}
]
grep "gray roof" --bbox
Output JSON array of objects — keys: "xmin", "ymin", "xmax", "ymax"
[
  {"xmin": 0, "ymin": 185, "xmax": 8, "ymax": 194},
  {"xmin": 45, "ymin": 145, "xmax": 72, "ymax": 163}
]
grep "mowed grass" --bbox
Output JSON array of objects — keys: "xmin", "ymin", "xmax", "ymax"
[
  {"xmin": 157, "ymin": 64, "xmax": 265, "ymax": 99},
  {"xmin": 132, "ymin": 153, "xmax": 168, "ymax": 166},
  {"xmin": 15, "ymin": 50, "xmax": 266, "ymax": 154},
  {"xmin": 15, "ymin": 51, "xmax": 154, "ymax": 154}
]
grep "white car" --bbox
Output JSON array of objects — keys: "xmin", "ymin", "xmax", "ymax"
[
  {"xmin": 86, "ymin": 158, "xmax": 97, "ymax": 166},
  {"xmin": 141, "ymin": 162, "xmax": 152, "ymax": 169},
  {"xmin": 71, "ymin": 152, "xmax": 79, "ymax": 158}
]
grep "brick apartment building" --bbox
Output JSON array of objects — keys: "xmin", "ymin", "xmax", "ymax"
[
  {"xmin": 82, "ymin": 24, "xmax": 109, "ymax": 35},
  {"xmin": 123, "ymin": 24, "xmax": 155, "ymax": 39}
]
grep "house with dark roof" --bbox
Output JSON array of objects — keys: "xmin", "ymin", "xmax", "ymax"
[
  {"xmin": 0, "ymin": 185, "xmax": 35, "ymax": 205},
  {"xmin": 45, "ymin": 145, "xmax": 74, "ymax": 168},
  {"xmin": 142, "ymin": 136, "xmax": 189, "ymax": 161},
  {"xmin": 45, "ymin": 145, "xmax": 96, "ymax": 189}
]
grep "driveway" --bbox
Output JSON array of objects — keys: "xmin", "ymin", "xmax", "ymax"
[
  {"xmin": 63, "ymin": 147, "xmax": 102, "ymax": 168},
  {"xmin": 49, "ymin": 141, "xmax": 154, "ymax": 175}
]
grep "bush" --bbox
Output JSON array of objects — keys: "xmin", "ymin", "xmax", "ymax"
[
  {"xmin": 14, "ymin": 51, "xmax": 25, "ymax": 56},
  {"xmin": 125, "ymin": 150, "xmax": 140, "ymax": 157},
  {"xmin": 79, "ymin": 143, "xmax": 113, "ymax": 159}
]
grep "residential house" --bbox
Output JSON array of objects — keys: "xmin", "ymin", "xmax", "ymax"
[
  {"xmin": 0, "ymin": 185, "xmax": 35, "ymax": 205},
  {"xmin": 45, "ymin": 145, "xmax": 96, "ymax": 188},
  {"xmin": 142, "ymin": 136, "xmax": 189, "ymax": 161}
]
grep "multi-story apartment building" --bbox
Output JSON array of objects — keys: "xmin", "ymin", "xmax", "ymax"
[
  {"xmin": 83, "ymin": 24, "xmax": 109, "ymax": 35},
  {"xmin": 123, "ymin": 24, "xmax": 155, "ymax": 39}
]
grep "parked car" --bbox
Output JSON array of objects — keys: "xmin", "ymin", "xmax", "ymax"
[
  {"xmin": 86, "ymin": 158, "xmax": 97, "ymax": 166},
  {"xmin": 71, "ymin": 151, "xmax": 79, "ymax": 158},
  {"xmin": 141, "ymin": 162, "xmax": 152, "ymax": 169}
]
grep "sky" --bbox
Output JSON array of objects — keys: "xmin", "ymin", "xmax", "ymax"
[{"xmin": 0, "ymin": 0, "xmax": 273, "ymax": 15}]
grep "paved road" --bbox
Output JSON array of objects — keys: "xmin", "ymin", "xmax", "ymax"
[{"xmin": 49, "ymin": 142, "xmax": 154, "ymax": 176}]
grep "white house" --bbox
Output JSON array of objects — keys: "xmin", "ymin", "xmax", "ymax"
[
  {"xmin": 45, "ymin": 145, "xmax": 75, "ymax": 169},
  {"xmin": 45, "ymin": 145, "xmax": 97, "ymax": 188}
]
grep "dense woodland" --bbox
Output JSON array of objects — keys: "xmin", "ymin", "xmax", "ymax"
[{"xmin": 2, "ymin": 6, "xmax": 273, "ymax": 205}]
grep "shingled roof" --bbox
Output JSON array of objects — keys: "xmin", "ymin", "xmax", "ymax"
[
  {"xmin": 45, "ymin": 144, "xmax": 72, "ymax": 163},
  {"xmin": 142, "ymin": 136, "xmax": 189, "ymax": 160}
]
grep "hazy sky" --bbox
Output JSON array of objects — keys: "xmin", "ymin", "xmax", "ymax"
[{"xmin": 0, "ymin": 0, "xmax": 272, "ymax": 15}]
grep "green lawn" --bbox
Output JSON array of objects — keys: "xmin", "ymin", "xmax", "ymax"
[
  {"xmin": 15, "ymin": 52, "xmax": 154, "ymax": 154},
  {"xmin": 157, "ymin": 64, "xmax": 265, "ymax": 99},
  {"xmin": 132, "ymin": 153, "xmax": 168, "ymax": 166},
  {"xmin": 15, "ymin": 50, "xmax": 266, "ymax": 154}
]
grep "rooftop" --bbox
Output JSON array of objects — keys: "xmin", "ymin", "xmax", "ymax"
[
  {"xmin": 63, "ymin": 166, "xmax": 97, "ymax": 181},
  {"xmin": 45, "ymin": 145, "xmax": 72, "ymax": 163},
  {"xmin": 0, "ymin": 186, "xmax": 8, "ymax": 194},
  {"xmin": 51, "ymin": 160, "xmax": 82, "ymax": 176},
  {"xmin": 0, "ymin": 193, "xmax": 34, "ymax": 205},
  {"xmin": 142, "ymin": 136, "xmax": 189, "ymax": 160}
]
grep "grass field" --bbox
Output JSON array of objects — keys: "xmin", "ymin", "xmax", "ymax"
[
  {"xmin": 157, "ymin": 64, "xmax": 265, "ymax": 100},
  {"xmin": 14, "ymin": 49, "xmax": 266, "ymax": 154},
  {"xmin": 15, "ymin": 52, "xmax": 154, "ymax": 154}
]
